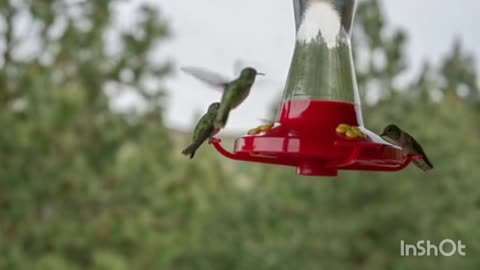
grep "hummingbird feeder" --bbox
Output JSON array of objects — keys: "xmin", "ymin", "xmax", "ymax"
[{"xmin": 211, "ymin": 0, "xmax": 422, "ymax": 176}]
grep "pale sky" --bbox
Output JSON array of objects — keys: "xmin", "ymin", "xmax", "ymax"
[{"xmin": 147, "ymin": 0, "xmax": 480, "ymax": 133}]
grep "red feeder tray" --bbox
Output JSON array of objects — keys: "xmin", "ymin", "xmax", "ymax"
[
  {"xmin": 211, "ymin": 100, "xmax": 422, "ymax": 177},
  {"xmin": 209, "ymin": 0, "xmax": 424, "ymax": 176}
]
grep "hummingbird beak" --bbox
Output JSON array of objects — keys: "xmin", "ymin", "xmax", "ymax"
[{"xmin": 256, "ymin": 72, "xmax": 266, "ymax": 76}]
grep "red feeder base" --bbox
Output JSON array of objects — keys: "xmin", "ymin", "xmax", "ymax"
[{"xmin": 211, "ymin": 100, "xmax": 423, "ymax": 177}]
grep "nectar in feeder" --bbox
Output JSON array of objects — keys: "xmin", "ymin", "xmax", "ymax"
[{"xmin": 211, "ymin": 0, "xmax": 423, "ymax": 176}]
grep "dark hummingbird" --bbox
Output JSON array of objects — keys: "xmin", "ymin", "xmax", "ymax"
[
  {"xmin": 380, "ymin": 124, "xmax": 434, "ymax": 171},
  {"xmin": 182, "ymin": 102, "xmax": 221, "ymax": 159},
  {"xmin": 181, "ymin": 66, "xmax": 264, "ymax": 129}
]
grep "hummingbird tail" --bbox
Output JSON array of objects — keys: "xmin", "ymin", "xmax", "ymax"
[
  {"xmin": 181, "ymin": 144, "xmax": 198, "ymax": 159},
  {"xmin": 413, "ymin": 158, "xmax": 433, "ymax": 172}
]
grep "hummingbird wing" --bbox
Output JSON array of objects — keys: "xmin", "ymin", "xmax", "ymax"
[
  {"xmin": 182, "ymin": 112, "xmax": 216, "ymax": 159},
  {"xmin": 181, "ymin": 66, "xmax": 230, "ymax": 91},
  {"xmin": 192, "ymin": 113, "xmax": 215, "ymax": 141},
  {"xmin": 407, "ymin": 135, "xmax": 434, "ymax": 171}
]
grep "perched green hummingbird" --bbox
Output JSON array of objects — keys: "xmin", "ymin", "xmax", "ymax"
[
  {"xmin": 182, "ymin": 102, "xmax": 221, "ymax": 159},
  {"xmin": 181, "ymin": 66, "xmax": 264, "ymax": 129},
  {"xmin": 380, "ymin": 124, "xmax": 434, "ymax": 171}
]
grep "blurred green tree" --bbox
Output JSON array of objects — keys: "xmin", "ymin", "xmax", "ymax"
[{"xmin": 0, "ymin": 1, "xmax": 192, "ymax": 269}]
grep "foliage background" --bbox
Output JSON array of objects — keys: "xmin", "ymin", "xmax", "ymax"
[{"xmin": 0, "ymin": 0, "xmax": 478, "ymax": 269}]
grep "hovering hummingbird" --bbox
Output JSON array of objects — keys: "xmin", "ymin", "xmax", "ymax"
[
  {"xmin": 181, "ymin": 64, "xmax": 264, "ymax": 129},
  {"xmin": 182, "ymin": 102, "xmax": 221, "ymax": 159},
  {"xmin": 380, "ymin": 124, "xmax": 434, "ymax": 171}
]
